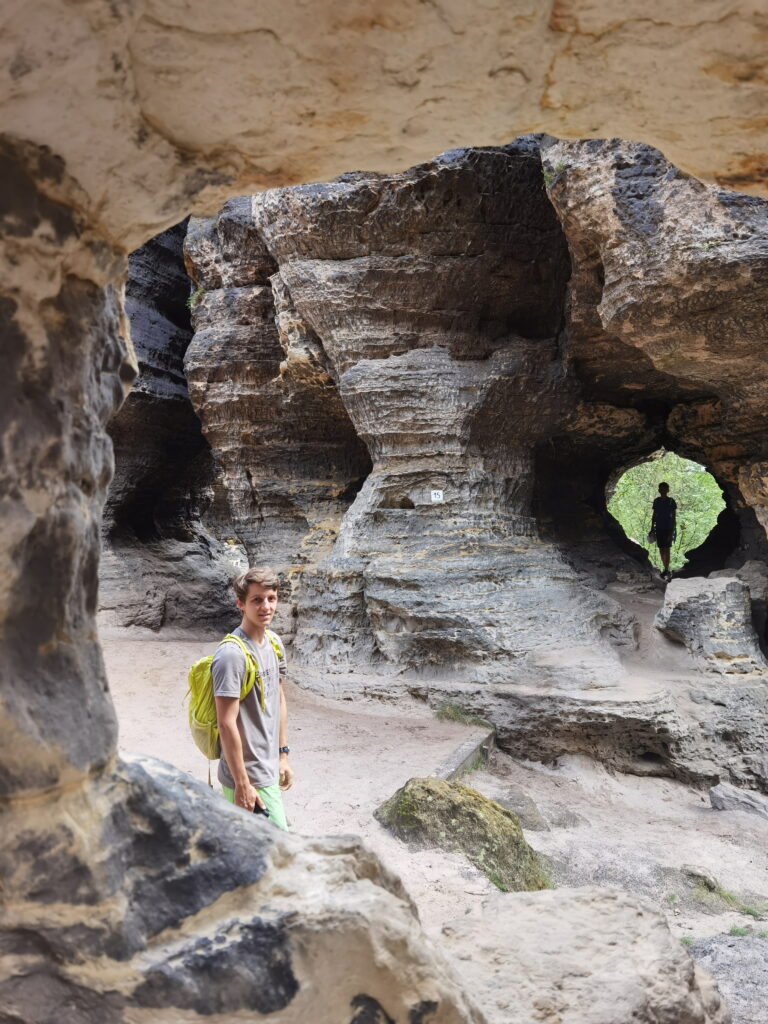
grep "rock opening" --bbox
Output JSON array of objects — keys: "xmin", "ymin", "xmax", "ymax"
[{"xmin": 606, "ymin": 450, "xmax": 728, "ymax": 574}]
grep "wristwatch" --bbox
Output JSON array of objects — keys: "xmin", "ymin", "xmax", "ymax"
[{"xmin": 279, "ymin": 746, "xmax": 290, "ymax": 755}]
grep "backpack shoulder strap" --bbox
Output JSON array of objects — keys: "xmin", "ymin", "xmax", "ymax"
[
  {"xmin": 218, "ymin": 634, "xmax": 261, "ymax": 704},
  {"xmin": 265, "ymin": 629, "xmax": 284, "ymax": 662}
]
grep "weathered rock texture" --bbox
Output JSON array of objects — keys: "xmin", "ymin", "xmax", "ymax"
[
  {"xmin": 0, "ymin": 755, "xmax": 480, "ymax": 1022},
  {"xmin": 710, "ymin": 782, "xmax": 768, "ymax": 821},
  {"xmin": 374, "ymin": 777, "xmax": 549, "ymax": 892},
  {"xmin": 4, "ymin": 8, "xmax": 766, "ymax": 1019},
  {"xmin": 2, "ymin": 0, "xmax": 766, "ymax": 256},
  {"xmin": 100, "ymin": 220, "xmax": 237, "ymax": 631},
  {"xmin": 184, "ymin": 137, "xmax": 768, "ymax": 793},
  {"xmin": 655, "ymin": 578, "xmax": 768, "ymax": 674},
  {"xmin": 182, "ymin": 197, "xmax": 372, "ymax": 627},
  {"xmin": 691, "ymin": 935, "xmax": 766, "ymax": 1024},
  {"xmin": 0, "ymin": 137, "xmax": 485, "ymax": 1022},
  {"xmin": 441, "ymin": 888, "xmax": 730, "ymax": 1024}
]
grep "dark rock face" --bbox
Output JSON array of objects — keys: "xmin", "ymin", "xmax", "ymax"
[
  {"xmin": 0, "ymin": 138, "xmax": 129, "ymax": 798},
  {"xmin": 101, "ymin": 221, "xmax": 237, "ymax": 632},
  {"xmin": 1, "ymin": 755, "xmax": 479, "ymax": 1021}
]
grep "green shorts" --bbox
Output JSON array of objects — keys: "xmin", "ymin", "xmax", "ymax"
[{"xmin": 222, "ymin": 782, "xmax": 288, "ymax": 830}]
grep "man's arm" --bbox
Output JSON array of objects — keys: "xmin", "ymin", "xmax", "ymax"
[
  {"xmin": 215, "ymin": 695, "xmax": 266, "ymax": 811},
  {"xmin": 278, "ymin": 681, "xmax": 293, "ymax": 791}
]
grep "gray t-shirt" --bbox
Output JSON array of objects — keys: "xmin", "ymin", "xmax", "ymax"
[{"xmin": 211, "ymin": 626, "xmax": 286, "ymax": 789}]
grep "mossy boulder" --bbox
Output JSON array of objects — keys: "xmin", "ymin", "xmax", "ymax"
[{"xmin": 374, "ymin": 776, "xmax": 550, "ymax": 892}]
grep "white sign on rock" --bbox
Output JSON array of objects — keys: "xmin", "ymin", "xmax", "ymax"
[{"xmin": 431, "ymin": 490, "xmax": 444, "ymax": 503}]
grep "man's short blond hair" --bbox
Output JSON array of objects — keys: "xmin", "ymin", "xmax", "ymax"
[{"xmin": 233, "ymin": 566, "xmax": 280, "ymax": 602}]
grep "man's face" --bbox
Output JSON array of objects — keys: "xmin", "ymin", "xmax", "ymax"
[{"xmin": 237, "ymin": 583, "xmax": 278, "ymax": 630}]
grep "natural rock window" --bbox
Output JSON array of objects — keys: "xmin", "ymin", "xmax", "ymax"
[{"xmin": 607, "ymin": 450, "xmax": 726, "ymax": 572}]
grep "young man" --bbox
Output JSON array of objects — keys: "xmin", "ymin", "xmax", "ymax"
[
  {"xmin": 212, "ymin": 566, "xmax": 293, "ymax": 829},
  {"xmin": 651, "ymin": 482, "xmax": 677, "ymax": 582}
]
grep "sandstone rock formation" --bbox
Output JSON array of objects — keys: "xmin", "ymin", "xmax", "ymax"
[
  {"xmin": 2, "ymin": 0, "xmax": 766, "ymax": 257},
  {"xmin": 0, "ymin": 754, "xmax": 480, "ymax": 1022},
  {"xmin": 710, "ymin": 781, "xmax": 768, "ymax": 821},
  {"xmin": 182, "ymin": 197, "xmax": 372, "ymax": 629},
  {"xmin": 4, "ymin": 6, "xmax": 766, "ymax": 1020},
  {"xmin": 100, "ymin": 220, "xmax": 237, "ymax": 632},
  {"xmin": 0, "ymin": 134, "xmax": 486, "ymax": 1023},
  {"xmin": 710, "ymin": 561, "xmax": 768, "ymax": 647},
  {"xmin": 655, "ymin": 578, "xmax": 768, "ymax": 674},
  {"xmin": 184, "ymin": 137, "xmax": 768, "ymax": 793},
  {"xmin": 441, "ymin": 887, "xmax": 730, "ymax": 1024},
  {"xmin": 374, "ymin": 776, "xmax": 549, "ymax": 891}
]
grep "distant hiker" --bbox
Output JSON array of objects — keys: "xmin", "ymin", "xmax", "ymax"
[
  {"xmin": 651, "ymin": 482, "xmax": 677, "ymax": 582},
  {"xmin": 212, "ymin": 567, "xmax": 293, "ymax": 828}
]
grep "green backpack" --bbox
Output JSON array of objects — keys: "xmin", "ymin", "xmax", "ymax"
[{"xmin": 187, "ymin": 631, "xmax": 283, "ymax": 783}]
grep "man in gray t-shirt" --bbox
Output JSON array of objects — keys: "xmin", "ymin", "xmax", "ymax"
[{"xmin": 212, "ymin": 567, "xmax": 293, "ymax": 828}]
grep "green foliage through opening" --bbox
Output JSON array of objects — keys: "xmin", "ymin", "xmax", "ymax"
[{"xmin": 607, "ymin": 451, "xmax": 725, "ymax": 572}]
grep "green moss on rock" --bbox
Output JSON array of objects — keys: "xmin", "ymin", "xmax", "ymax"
[{"xmin": 374, "ymin": 776, "xmax": 550, "ymax": 892}]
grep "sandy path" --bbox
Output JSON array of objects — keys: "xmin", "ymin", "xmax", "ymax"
[{"xmin": 101, "ymin": 625, "xmax": 496, "ymax": 936}]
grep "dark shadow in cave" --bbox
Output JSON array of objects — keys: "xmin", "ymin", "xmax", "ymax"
[{"xmin": 104, "ymin": 218, "xmax": 214, "ymax": 547}]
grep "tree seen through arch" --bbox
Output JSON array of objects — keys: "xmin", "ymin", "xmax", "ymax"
[{"xmin": 607, "ymin": 451, "xmax": 726, "ymax": 572}]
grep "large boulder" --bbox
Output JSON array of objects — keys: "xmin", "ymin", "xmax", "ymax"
[
  {"xmin": 441, "ymin": 888, "xmax": 730, "ymax": 1024},
  {"xmin": 0, "ymin": 755, "xmax": 482, "ymax": 1022},
  {"xmin": 374, "ymin": 776, "xmax": 550, "ymax": 892},
  {"xmin": 654, "ymin": 577, "xmax": 768, "ymax": 675}
]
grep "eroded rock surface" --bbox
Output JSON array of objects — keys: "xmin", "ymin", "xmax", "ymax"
[
  {"xmin": 0, "ymin": 755, "xmax": 480, "ymax": 1022},
  {"xmin": 442, "ymin": 888, "xmax": 730, "ymax": 1024},
  {"xmin": 0, "ymin": 140, "xmax": 486, "ymax": 1022},
  {"xmin": 183, "ymin": 197, "xmax": 372, "ymax": 628},
  {"xmin": 2, "ymin": 0, "xmax": 766, "ymax": 258},
  {"xmin": 4, "ymin": 8, "xmax": 767, "ymax": 1020},
  {"xmin": 655, "ymin": 578, "xmax": 768, "ymax": 674},
  {"xmin": 185, "ymin": 137, "xmax": 768, "ymax": 793},
  {"xmin": 101, "ymin": 220, "xmax": 237, "ymax": 632}
]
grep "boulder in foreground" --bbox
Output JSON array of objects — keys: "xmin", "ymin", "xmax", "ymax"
[
  {"xmin": 442, "ymin": 887, "xmax": 730, "ymax": 1024},
  {"xmin": 375, "ymin": 776, "xmax": 549, "ymax": 892}
]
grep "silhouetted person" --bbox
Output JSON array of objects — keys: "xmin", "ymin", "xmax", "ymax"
[{"xmin": 651, "ymin": 482, "xmax": 676, "ymax": 581}]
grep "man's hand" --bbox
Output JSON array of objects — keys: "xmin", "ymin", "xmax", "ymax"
[
  {"xmin": 234, "ymin": 781, "xmax": 266, "ymax": 812},
  {"xmin": 279, "ymin": 755, "xmax": 294, "ymax": 791}
]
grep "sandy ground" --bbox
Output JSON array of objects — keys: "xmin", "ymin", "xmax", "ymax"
[{"xmin": 101, "ymin": 624, "xmax": 496, "ymax": 938}]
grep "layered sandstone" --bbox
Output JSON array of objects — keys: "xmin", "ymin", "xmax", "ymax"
[
  {"xmin": 184, "ymin": 138, "xmax": 768, "ymax": 794},
  {"xmin": 3, "ymin": 4, "xmax": 766, "ymax": 1018}
]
